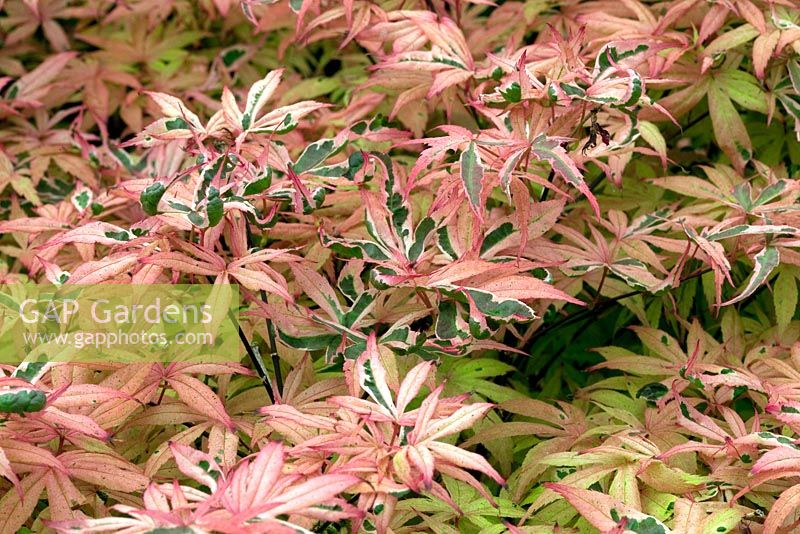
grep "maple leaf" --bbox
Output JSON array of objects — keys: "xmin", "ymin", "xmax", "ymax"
[
  {"xmin": 49, "ymin": 441, "xmax": 361, "ymax": 534},
  {"xmin": 262, "ymin": 333, "xmax": 505, "ymax": 517},
  {"xmin": 142, "ymin": 241, "xmax": 297, "ymax": 302}
]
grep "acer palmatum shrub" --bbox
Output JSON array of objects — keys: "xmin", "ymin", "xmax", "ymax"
[{"xmin": 0, "ymin": 0, "xmax": 799, "ymax": 532}]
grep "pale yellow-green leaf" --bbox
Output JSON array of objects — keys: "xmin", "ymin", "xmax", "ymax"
[
  {"xmin": 704, "ymin": 24, "xmax": 759, "ymax": 56},
  {"xmin": 609, "ymin": 464, "xmax": 641, "ymax": 508},
  {"xmin": 774, "ymin": 268, "xmax": 797, "ymax": 331},
  {"xmin": 639, "ymin": 460, "xmax": 708, "ymax": 494},
  {"xmin": 640, "ymin": 487, "xmax": 677, "ymax": 521},
  {"xmin": 700, "ymin": 271, "xmax": 716, "ymax": 312},
  {"xmin": 708, "ymin": 82, "xmax": 752, "ymax": 172},
  {"xmin": 10, "ymin": 177, "xmax": 41, "ymax": 206},
  {"xmin": 588, "ymin": 389, "xmax": 646, "ymax": 418},
  {"xmin": 700, "ymin": 507, "xmax": 746, "ymax": 534},
  {"xmin": 717, "ymin": 70, "xmax": 768, "ymax": 114},
  {"xmin": 277, "ymin": 77, "xmax": 340, "ymax": 106},
  {"xmin": 638, "ymin": 120, "xmax": 667, "ymax": 158},
  {"xmin": 524, "ymin": 0, "xmax": 549, "ymax": 23}
]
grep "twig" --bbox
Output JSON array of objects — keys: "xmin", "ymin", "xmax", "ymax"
[
  {"xmin": 588, "ymin": 173, "xmax": 605, "ymax": 193},
  {"xmin": 509, "ymin": 265, "xmax": 715, "ymax": 371},
  {"xmin": 539, "ymin": 169, "xmax": 556, "ymax": 201},
  {"xmin": 231, "ymin": 311, "xmax": 275, "ymax": 403},
  {"xmin": 261, "ymin": 290, "xmax": 284, "ymax": 396},
  {"xmin": 592, "ymin": 267, "xmax": 608, "ymax": 308},
  {"xmin": 667, "ymin": 111, "xmax": 709, "ymax": 143}
]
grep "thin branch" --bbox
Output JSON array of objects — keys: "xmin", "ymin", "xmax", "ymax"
[
  {"xmin": 539, "ymin": 168, "xmax": 556, "ymax": 201},
  {"xmin": 667, "ymin": 111, "xmax": 709, "ymax": 143},
  {"xmin": 231, "ymin": 310, "xmax": 275, "ymax": 403},
  {"xmin": 509, "ymin": 265, "xmax": 715, "ymax": 371},
  {"xmin": 592, "ymin": 267, "xmax": 608, "ymax": 308},
  {"xmin": 588, "ymin": 173, "xmax": 605, "ymax": 193},
  {"xmin": 261, "ymin": 289, "xmax": 284, "ymax": 396}
]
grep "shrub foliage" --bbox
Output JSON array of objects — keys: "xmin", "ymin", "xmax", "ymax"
[{"xmin": 1, "ymin": 0, "xmax": 800, "ymax": 532}]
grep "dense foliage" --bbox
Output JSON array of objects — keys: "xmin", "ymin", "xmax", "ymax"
[{"xmin": 0, "ymin": 0, "xmax": 800, "ymax": 532}]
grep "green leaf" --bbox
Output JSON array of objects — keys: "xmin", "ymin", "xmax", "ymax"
[
  {"xmin": 624, "ymin": 516, "xmax": 670, "ymax": 534},
  {"xmin": 104, "ymin": 230, "xmax": 131, "ymax": 242},
  {"xmin": 303, "ymin": 187, "xmax": 326, "ymax": 214},
  {"xmin": 789, "ymin": 58, "xmax": 800, "ymax": 92},
  {"xmin": 345, "ymin": 151, "xmax": 365, "ymax": 180},
  {"xmin": 277, "ymin": 330, "xmax": 339, "ymax": 351},
  {"xmin": 636, "ymin": 382, "xmax": 668, "ymax": 402},
  {"xmin": 530, "ymin": 134, "xmax": 599, "ymax": 217},
  {"xmin": 480, "ymin": 222, "xmax": 515, "ymax": 256},
  {"xmin": 242, "ymin": 71, "xmax": 282, "ymax": 130},
  {"xmin": 499, "ymin": 150, "xmax": 524, "ymax": 196},
  {"xmin": 451, "ymin": 358, "xmax": 515, "ymax": 379},
  {"xmin": 293, "ymin": 138, "xmax": 344, "ymax": 174},
  {"xmin": 619, "ymin": 72, "xmax": 643, "ymax": 108},
  {"xmin": 708, "ymin": 82, "xmax": 752, "ymax": 171},
  {"xmin": 774, "ymin": 268, "xmax": 797, "ymax": 330},
  {"xmin": 165, "ymin": 117, "xmax": 189, "ymax": 131},
  {"xmin": 206, "ymin": 187, "xmax": 224, "ymax": 227},
  {"xmin": 188, "ymin": 211, "xmax": 205, "ymax": 226},
  {"xmin": 342, "ymin": 292, "xmax": 375, "ymax": 328},
  {"xmin": 753, "ymin": 180, "xmax": 787, "ymax": 206},
  {"xmin": 359, "ymin": 358, "xmax": 395, "ymax": 415},
  {"xmin": 638, "ymin": 121, "xmax": 667, "ymax": 158},
  {"xmin": 596, "ymin": 43, "xmax": 649, "ymax": 73},
  {"xmin": 700, "ymin": 508, "xmax": 745, "ymax": 534},
  {"xmin": 704, "ymin": 24, "xmax": 759, "ymax": 56},
  {"xmin": 167, "ymin": 201, "xmax": 192, "ymax": 213},
  {"xmin": 500, "ymin": 82, "xmax": 521, "ymax": 103},
  {"xmin": 437, "ymin": 226, "xmax": 459, "ymax": 261},
  {"xmin": 321, "ymin": 232, "xmax": 390, "ymax": 261},
  {"xmin": 460, "ymin": 288, "xmax": 536, "ymax": 321},
  {"xmin": 732, "ymin": 183, "xmax": 753, "ymax": 211},
  {"xmin": 249, "ymin": 113, "xmax": 297, "ymax": 134},
  {"xmin": 718, "ymin": 70, "xmax": 768, "ymax": 114},
  {"xmin": 140, "ymin": 182, "xmax": 166, "ymax": 216},
  {"xmin": 460, "ymin": 142, "xmax": 484, "ymax": 214},
  {"xmin": 722, "ymin": 246, "xmax": 780, "ymax": 306},
  {"xmin": 12, "ymin": 362, "xmax": 49, "ymax": 384},
  {"xmin": 243, "ymin": 169, "xmax": 273, "ymax": 196},
  {"xmin": 435, "ymin": 300, "xmax": 466, "ymax": 340},
  {"xmin": 408, "ymin": 217, "xmax": 436, "ymax": 262},
  {"xmin": 221, "ymin": 47, "xmax": 246, "ymax": 67},
  {"xmin": 197, "ymin": 155, "xmax": 236, "ymax": 202},
  {"xmin": 277, "ymin": 77, "xmax": 339, "ymax": 105},
  {"xmin": 705, "ymin": 224, "xmax": 798, "ymax": 241},
  {"xmin": 71, "ymin": 190, "xmax": 92, "ymax": 212},
  {"xmin": 0, "ymin": 388, "xmax": 47, "ymax": 414}
]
